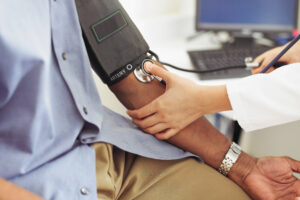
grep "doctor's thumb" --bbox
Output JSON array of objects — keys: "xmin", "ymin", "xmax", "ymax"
[{"xmin": 145, "ymin": 62, "xmax": 170, "ymax": 82}]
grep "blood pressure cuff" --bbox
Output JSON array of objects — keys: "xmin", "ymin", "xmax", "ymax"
[{"xmin": 75, "ymin": 0, "xmax": 150, "ymax": 85}]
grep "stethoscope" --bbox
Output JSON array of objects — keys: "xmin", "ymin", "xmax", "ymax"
[
  {"xmin": 134, "ymin": 59, "xmax": 166, "ymax": 85},
  {"xmin": 136, "ymin": 34, "xmax": 300, "ymax": 85}
]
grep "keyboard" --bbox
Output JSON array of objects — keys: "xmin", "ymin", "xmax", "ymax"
[{"xmin": 188, "ymin": 46, "xmax": 272, "ymax": 80}]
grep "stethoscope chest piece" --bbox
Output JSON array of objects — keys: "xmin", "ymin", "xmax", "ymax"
[{"xmin": 134, "ymin": 66, "xmax": 154, "ymax": 83}]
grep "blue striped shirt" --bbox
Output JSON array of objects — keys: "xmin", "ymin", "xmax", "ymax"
[{"xmin": 0, "ymin": 1, "xmax": 193, "ymax": 199}]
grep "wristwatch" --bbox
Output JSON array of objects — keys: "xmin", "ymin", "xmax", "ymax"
[{"xmin": 218, "ymin": 142, "xmax": 242, "ymax": 176}]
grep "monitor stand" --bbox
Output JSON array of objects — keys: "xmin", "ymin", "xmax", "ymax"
[{"xmin": 223, "ymin": 32, "xmax": 265, "ymax": 49}]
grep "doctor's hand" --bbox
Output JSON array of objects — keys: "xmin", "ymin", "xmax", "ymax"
[
  {"xmin": 127, "ymin": 63, "xmax": 203, "ymax": 139},
  {"xmin": 127, "ymin": 63, "xmax": 231, "ymax": 140},
  {"xmin": 252, "ymin": 40, "xmax": 300, "ymax": 74},
  {"xmin": 240, "ymin": 156, "xmax": 300, "ymax": 200}
]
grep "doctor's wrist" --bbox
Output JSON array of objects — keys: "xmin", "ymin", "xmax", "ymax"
[{"xmin": 198, "ymin": 85, "xmax": 232, "ymax": 115}]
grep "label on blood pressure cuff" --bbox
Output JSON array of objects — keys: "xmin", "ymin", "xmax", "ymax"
[
  {"xmin": 91, "ymin": 10, "xmax": 128, "ymax": 43},
  {"xmin": 109, "ymin": 64, "xmax": 133, "ymax": 82},
  {"xmin": 107, "ymin": 54, "xmax": 149, "ymax": 85}
]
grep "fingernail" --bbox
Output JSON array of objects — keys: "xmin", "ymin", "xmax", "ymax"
[{"xmin": 145, "ymin": 62, "xmax": 153, "ymax": 71}]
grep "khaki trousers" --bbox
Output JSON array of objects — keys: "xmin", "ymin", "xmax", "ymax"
[{"xmin": 94, "ymin": 143, "xmax": 250, "ymax": 200}]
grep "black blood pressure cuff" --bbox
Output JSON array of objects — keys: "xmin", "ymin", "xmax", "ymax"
[{"xmin": 75, "ymin": 0, "xmax": 150, "ymax": 85}]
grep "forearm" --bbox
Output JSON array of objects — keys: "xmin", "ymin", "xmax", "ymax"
[
  {"xmin": 109, "ymin": 69, "xmax": 255, "ymax": 187},
  {"xmin": 198, "ymin": 85, "xmax": 232, "ymax": 114},
  {"xmin": 168, "ymin": 117, "xmax": 256, "ymax": 187},
  {"xmin": 110, "ymin": 70, "xmax": 232, "ymax": 113},
  {"xmin": 0, "ymin": 178, "xmax": 42, "ymax": 200},
  {"xmin": 168, "ymin": 117, "xmax": 231, "ymax": 169},
  {"xmin": 109, "ymin": 63, "xmax": 165, "ymax": 110}
]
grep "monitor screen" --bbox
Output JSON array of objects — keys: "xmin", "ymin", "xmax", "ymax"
[{"xmin": 197, "ymin": 0, "xmax": 298, "ymax": 32}]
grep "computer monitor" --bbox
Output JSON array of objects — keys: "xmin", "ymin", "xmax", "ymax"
[{"xmin": 196, "ymin": 0, "xmax": 298, "ymax": 33}]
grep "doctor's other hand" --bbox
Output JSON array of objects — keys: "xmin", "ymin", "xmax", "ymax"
[
  {"xmin": 252, "ymin": 40, "xmax": 300, "ymax": 74},
  {"xmin": 127, "ymin": 63, "xmax": 231, "ymax": 140}
]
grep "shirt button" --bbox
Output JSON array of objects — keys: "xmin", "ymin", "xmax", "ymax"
[
  {"xmin": 83, "ymin": 107, "xmax": 88, "ymax": 115},
  {"xmin": 80, "ymin": 187, "xmax": 89, "ymax": 195},
  {"xmin": 62, "ymin": 52, "xmax": 67, "ymax": 60}
]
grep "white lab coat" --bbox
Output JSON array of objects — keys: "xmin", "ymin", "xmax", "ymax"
[{"xmin": 226, "ymin": 63, "xmax": 300, "ymax": 132}]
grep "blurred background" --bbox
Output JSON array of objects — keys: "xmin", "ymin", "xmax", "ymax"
[{"xmin": 94, "ymin": 0, "xmax": 300, "ymax": 175}]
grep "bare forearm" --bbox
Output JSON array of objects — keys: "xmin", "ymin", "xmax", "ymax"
[
  {"xmin": 198, "ymin": 85, "xmax": 232, "ymax": 114},
  {"xmin": 109, "ymin": 67, "xmax": 165, "ymax": 110},
  {"xmin": 109, "ymin": 71, "xmax": 229, "ymax": 168},
  {"xmin": 0, "ymin": 178, "xmax": 42, "ymax": 200},
  {"xmin": 168, "ymin": 117, "xmax": 256, "ymax": 187},
  {"xmin": 168, "ymin": 117, "xmax": 231, "ymax": 169},
  {"xmin": 109, "ymin": 70, "xmax": 255, "ymax": 187}
]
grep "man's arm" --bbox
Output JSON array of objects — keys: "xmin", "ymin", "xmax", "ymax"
[
  {"xmin": 168, "ymin": 119, "xmax": 300, "ymax": 199},
  {"xmin": 110, "ymin": 73, "xmax": 253, "ymax": 186},
  {"xmin": 108, "ymin": 65, "xmax": 300, "ymax": 199},
  {"xmin": 0, "ymin": 178, "xmax": 42, "ymax": 200},
  {"xmin": 109, "ymin": 62, "xmax": 166, "ymax": 110}
]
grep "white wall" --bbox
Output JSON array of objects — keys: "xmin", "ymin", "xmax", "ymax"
[
  {"xmin": 120, "ymin": 0, "xmax": 300, "ymax": 30},
  {"xmin": 119, "ymin": 0, "xmax": 195, "ymax": 19}
]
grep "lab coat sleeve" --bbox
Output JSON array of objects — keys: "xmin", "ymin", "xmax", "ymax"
[{"xmin": 226, "ymin": 63, "xmax": 300, "ymax": 132}]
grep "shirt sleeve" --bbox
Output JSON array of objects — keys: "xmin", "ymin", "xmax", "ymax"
[{"xmin": 226, "ymin": 63, "xmax": 300, "ymax": 132}]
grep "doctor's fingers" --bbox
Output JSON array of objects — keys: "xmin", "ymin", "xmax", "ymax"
[
  {"xmin": 254, "ymin": 52, "xmax": 267, "ymax": 63},
  {"xmin": 143, "ymin": 123, "xmax": 170, "ymax": 135},
  {"xmin": 155, "ymin": 129, "xmax": 179, "ymax": 140},
  {"xmin": 132, "ymin": 114, "xmax": 161, "ymax": 129},
  {"xmin": 127, "ymin": 101, "xmax": 158, "ymax": 119},
  {"xmin": 145, "ymin": 62, "xmax": 171, "ymax": 83},
  {"xmin": 252, "ymin": 58, "xmax": 275, "ymax": 74},
  {"xmin": 252, "ymin": 66, "xmax": 275, "ymax": 74}
]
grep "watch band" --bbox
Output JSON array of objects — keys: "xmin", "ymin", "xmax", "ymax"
[{"xmin": 218, "ymin": 142, "xmax": 242, "ymax": 176}]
